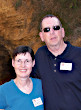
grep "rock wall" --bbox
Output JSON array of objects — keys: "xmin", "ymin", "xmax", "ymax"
[{"xmin": 0, "ymin": 0, "xmax": 81, "ymax": 84}]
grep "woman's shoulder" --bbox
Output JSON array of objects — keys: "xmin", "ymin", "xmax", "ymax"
[
  {"xmin": 30, "ymin": 77, "xmax": 42, "ymax": 85},
  {"xmin": 30, "ymin": 78, "xmax": 43, "ymax": 93},
  {"xmin": 31, "ymin": 77, "xmax": 41, "ymax": 82},
  {"xmin": 0, "ymin": 80, "xmax": 13, "ymax": 89}
]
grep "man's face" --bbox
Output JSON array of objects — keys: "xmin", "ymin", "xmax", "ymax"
[{"xmin": 39, "ymin": 17, "xmax": 65, "ymax": 49}]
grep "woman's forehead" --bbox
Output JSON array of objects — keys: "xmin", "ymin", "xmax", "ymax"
[{"xmin": 15, "ymin": 52, "xmax": 31, "ymax": 59}]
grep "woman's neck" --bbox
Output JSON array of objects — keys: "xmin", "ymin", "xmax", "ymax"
[{"xmin": 14, "ymin": 77, "xmax": 33, "ymax": 94}]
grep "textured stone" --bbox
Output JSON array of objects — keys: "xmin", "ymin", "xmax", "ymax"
[{"xmin": 0, "ymin": 0, "xmax": 81, "ymax": 84}]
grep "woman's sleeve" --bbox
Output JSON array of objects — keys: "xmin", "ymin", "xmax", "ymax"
[{"xmin": 0, "ymin": 86, "xmax": 6, "ymax": 109}]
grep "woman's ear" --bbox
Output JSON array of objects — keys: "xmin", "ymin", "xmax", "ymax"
[
  {"xmin": 12, "ymin": 59, "xmax": 15, "ymax": 67},
  {"xmin": 32, "ymin": 60, "xmax": 35, "ymax": 67}
]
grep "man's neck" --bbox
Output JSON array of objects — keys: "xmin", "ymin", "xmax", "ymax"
[{"xmin": 48, "ymin": 42, "xmax": 67, "ymax": 57}]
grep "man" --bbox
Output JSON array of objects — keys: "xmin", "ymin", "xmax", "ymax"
[{"xmin": 31, "ymin": 14, "xmax": 81, "ymax": 110}]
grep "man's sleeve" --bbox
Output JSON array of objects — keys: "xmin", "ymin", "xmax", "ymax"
[{"xmin": 30, "ymin": 51, "xmax": 41, "ymax": 79}]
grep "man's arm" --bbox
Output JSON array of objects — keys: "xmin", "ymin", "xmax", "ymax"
[{"xmin": 30, "ymin": 64, "xmax": 40, "ymax": 78}]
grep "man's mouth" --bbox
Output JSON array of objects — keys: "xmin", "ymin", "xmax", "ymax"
[{"xmin": 50, "ymin": 37, "xmax": 57, "ymax": 40}]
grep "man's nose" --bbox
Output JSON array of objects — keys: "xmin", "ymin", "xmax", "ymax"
[{"xmin": 50, "ymin": 28, "xmax": 54, "ymax": 34}]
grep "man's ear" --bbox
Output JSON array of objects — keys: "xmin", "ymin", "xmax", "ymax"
[
  {"xmin": 62, "ymin": 28, "xmax": 65, "ymax": 38},
  {"xmin": 12, "ymin": 59, "xmax": 15, "ymax": 67},
  {"xmin": 39, "ymin": 32, "xmax": 44, "ymax": 41}
]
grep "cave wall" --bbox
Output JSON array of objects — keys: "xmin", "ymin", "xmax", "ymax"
[{"xmin": 0, "ymin": 0, "xmax": 81, "ymax": 84}]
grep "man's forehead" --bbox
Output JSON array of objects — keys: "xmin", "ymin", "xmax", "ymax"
[{"xmin": 42, "ymin": 17, "xmax": 59, "ymax": 26}]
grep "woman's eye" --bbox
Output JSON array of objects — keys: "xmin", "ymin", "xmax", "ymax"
[
  {"xmin": 26, "ymin": 60, "xmax": 29, "ymax": 63},
  {"xmin": 17, "ymin": 59, "xmax": 21, "ymax": 62}
]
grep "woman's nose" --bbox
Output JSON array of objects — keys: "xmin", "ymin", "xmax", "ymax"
[{"xmin": 21, "ymin": 61, "xmax": 25, "ymax": 67}]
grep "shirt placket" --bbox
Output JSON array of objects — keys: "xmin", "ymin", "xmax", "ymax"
[{"xmin": 53, "ymin": 57, "xmax": 57, "ymax": 73}]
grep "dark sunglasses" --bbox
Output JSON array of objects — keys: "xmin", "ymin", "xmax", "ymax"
[{"xmin": 43, "ymin": 25, "xmax": 60, "ymax": 32}]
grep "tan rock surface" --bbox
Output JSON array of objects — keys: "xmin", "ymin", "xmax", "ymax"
[{"xmin": 0, "ymin": 0, "xmax": 81, "ymax": 84}]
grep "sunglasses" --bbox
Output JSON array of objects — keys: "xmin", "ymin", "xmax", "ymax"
[{"xmin": 43, "ymin": 25, "xmax": 60, "ymax": 32}]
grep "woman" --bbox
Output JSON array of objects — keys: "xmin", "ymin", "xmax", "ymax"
[{"xmin": 0, "ymin": 46, "xmax": 44, "ymax": 110}]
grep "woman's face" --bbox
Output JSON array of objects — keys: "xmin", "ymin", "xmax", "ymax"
[{"xmin": 12, "ymin": 52, "xmax": 35, "ymax": 79}]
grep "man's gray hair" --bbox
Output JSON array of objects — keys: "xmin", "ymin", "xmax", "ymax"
[{"xmin": 40, "ymin": 14, "xmax": 62, "ymax": 31}]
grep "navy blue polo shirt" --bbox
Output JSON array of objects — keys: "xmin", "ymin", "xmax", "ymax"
[{"xmin": 31, "ymin": 42, "xmax": 81, "ymax": 110}]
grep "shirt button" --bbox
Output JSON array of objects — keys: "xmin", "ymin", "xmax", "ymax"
[
  {"xmin": 54, "ymin": 64, "xmax": 56, "ymax": 66},
  {"xmin": 54, "ymin": 58, "xmax": 57, "ymax": 60},
  {"xmin": 54, "ymin": 70, "xmax": 56, "ymax": 72}
]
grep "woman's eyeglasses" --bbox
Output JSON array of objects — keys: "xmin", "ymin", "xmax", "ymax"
[
  {"xmin": 15, "ymin": 59, "xmax": 32, "ymax": 65},
  {"xmin": 43, "ymin": 25, "xmax": 60, "ymax": 32}
]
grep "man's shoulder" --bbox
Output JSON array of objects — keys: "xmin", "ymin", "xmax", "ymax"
[
  {"xmin": 66, "ymin": 41, "xmax": 81, "ymax": 53},
  {"xmin": 68, "ymin": 43, "xmax": 81, "ymax": 58},
  {"xmin": 71, "ymin": 45, "xmax": 81, "ymax": 52},
  {"xmin": 38, "ymin": 45, "xmax": 47, "ymax": 50},
  {"xmin": 36, "ymin": 45, "xmax": 47, "ymax": 54},
  {"xmin": 35, "ymin": 45, "xmax": 48, "ymax": 59}
]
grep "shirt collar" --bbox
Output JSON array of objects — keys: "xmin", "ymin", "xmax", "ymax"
[{"xmin": 45, "ymin": 41, "xmax": 72, "ymax": 59}]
